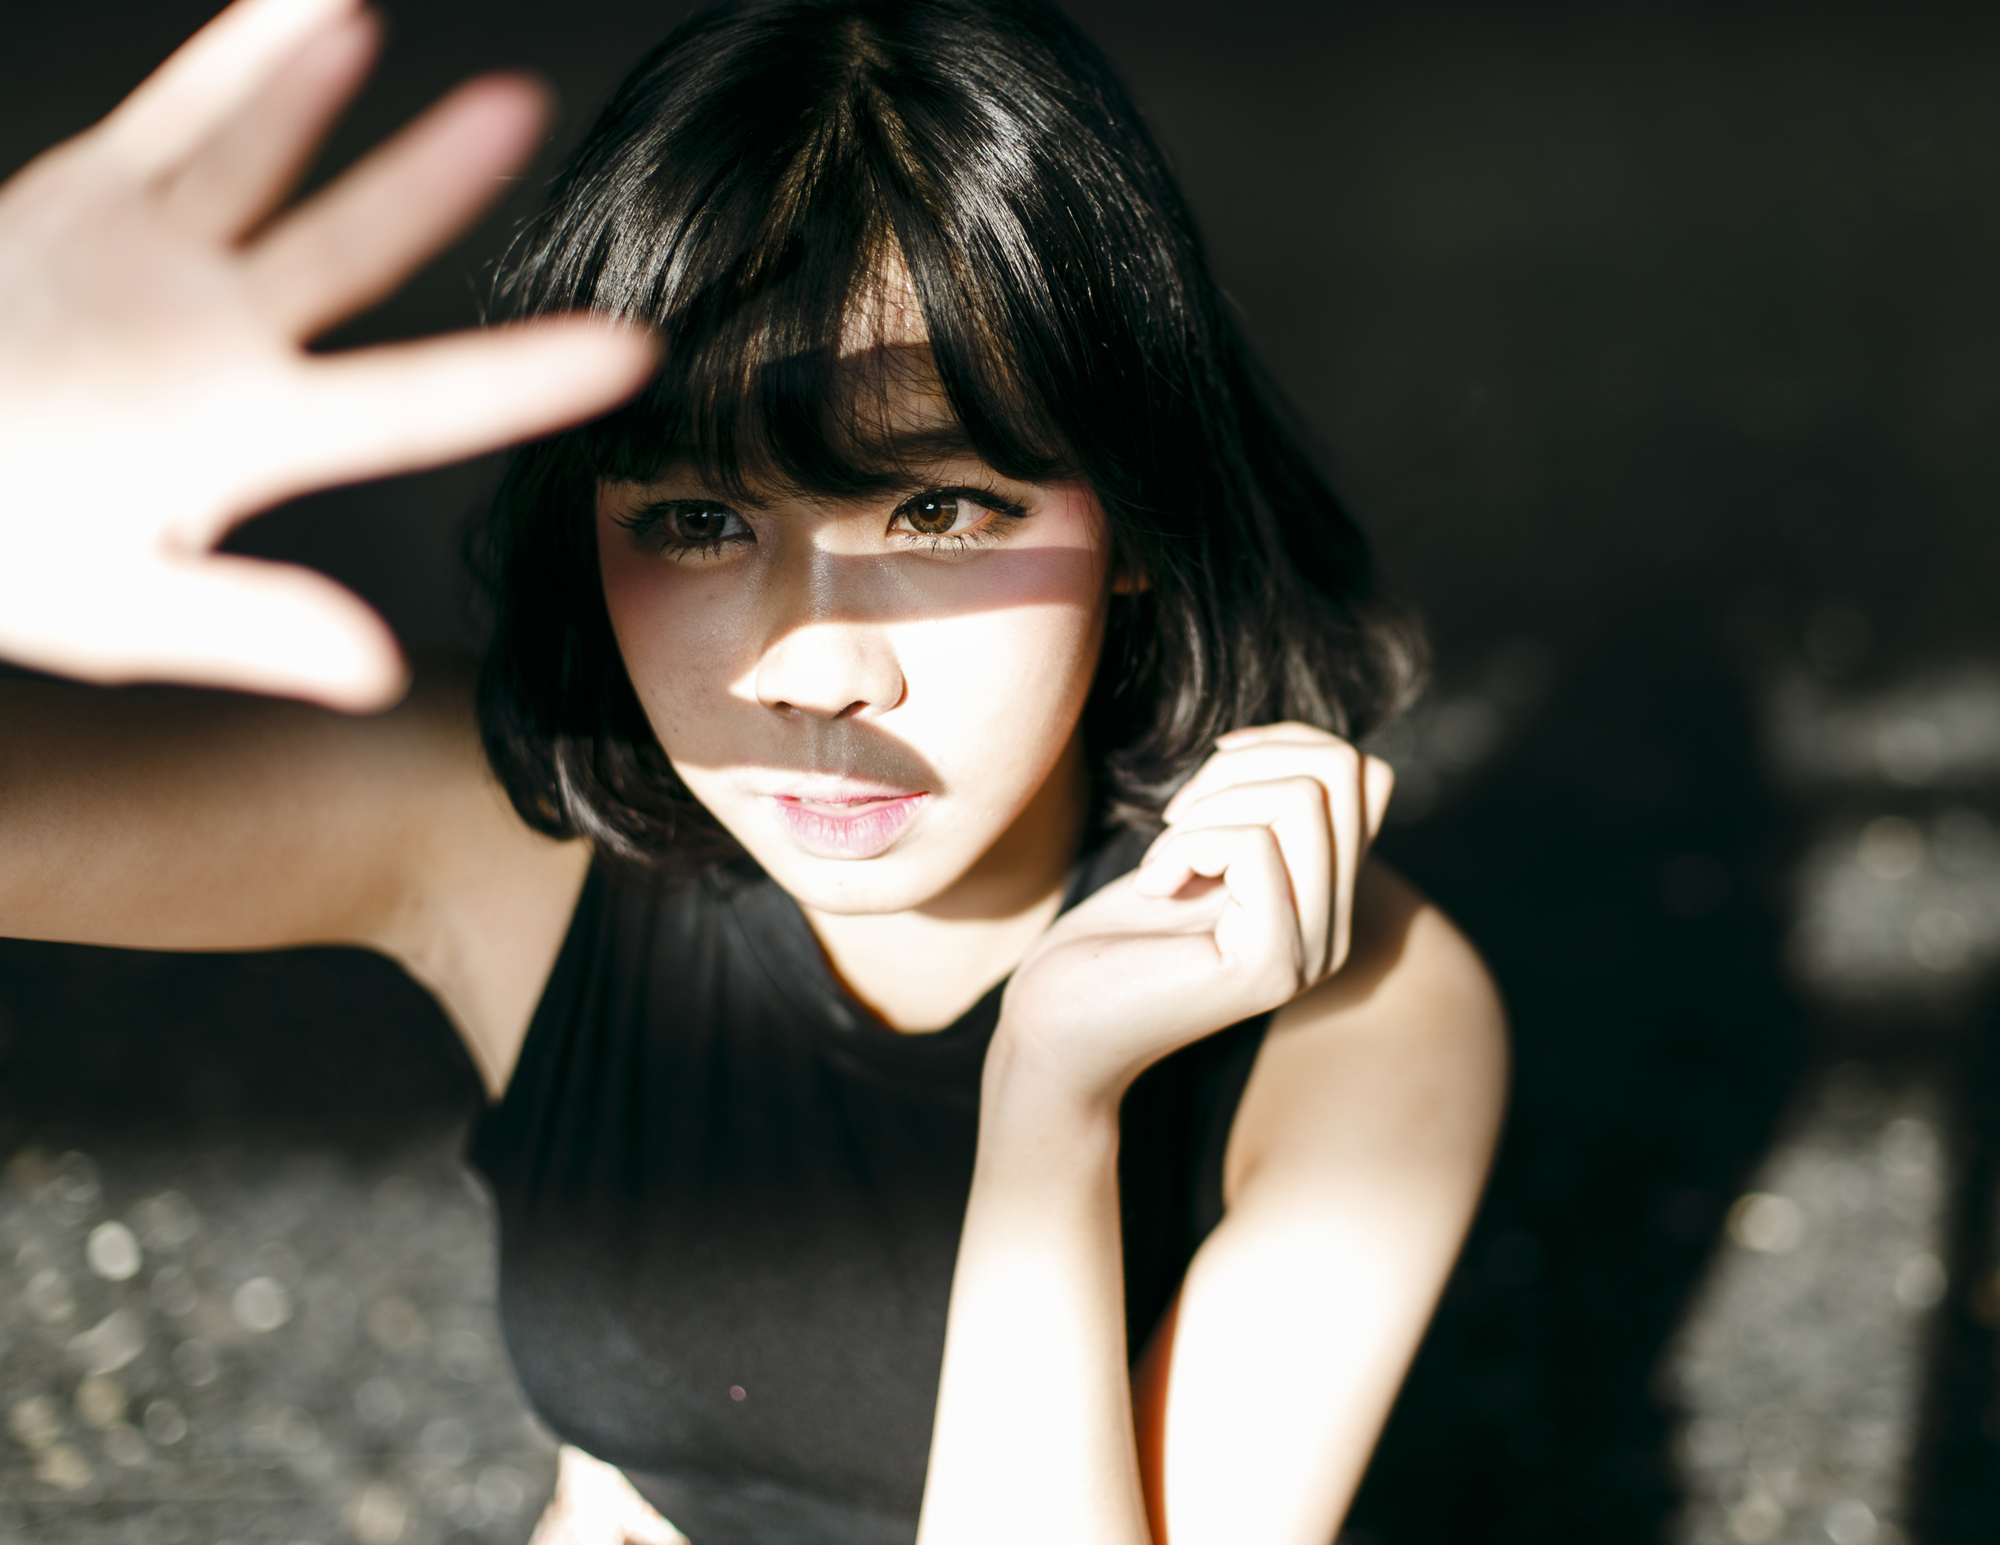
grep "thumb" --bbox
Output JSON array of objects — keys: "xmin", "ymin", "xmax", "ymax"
[{"xmin": 66, "ymin": 554, "xmax": 405, "ymax": 709}]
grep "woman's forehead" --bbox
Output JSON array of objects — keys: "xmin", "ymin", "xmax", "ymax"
[
  {"xmin": 615, "ymin": 376, "xmax": 990, "ymax": 500},
  {"xmin": 839, "ymin": 251, "xmax": 927, "ymax": 357},
  {"xmin": 600, "ymin": 241, "xmax": 1070, "ymax": 496},
  {"xmin": 825, "ymin": 343, "xmax": 962, "ymax": 451}
]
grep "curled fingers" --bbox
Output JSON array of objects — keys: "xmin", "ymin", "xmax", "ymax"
[
  {"xmin": 1133, "ymin": 823, "xmax": 1306, "ymax": 1012},
  {"xmin": 1161, "ymin": 728, "xmax": 1396, "ymax": 979},
  {"xmin": 1149, "ymin": 776, "xmax": 1334, "ymax": 976}
]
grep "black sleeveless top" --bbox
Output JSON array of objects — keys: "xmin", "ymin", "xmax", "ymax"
[{"xmin": 467, "ymin": 830, "xmax": 1267, "ymax": 1545}]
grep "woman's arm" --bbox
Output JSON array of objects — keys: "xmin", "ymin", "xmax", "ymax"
[
  {"xmin": 918, "ymin": 1039, "xmax": 1149, "ymax": 1545},
  {"xmin": 1139, "ymin": 867, "xmax": 1505, "ymax": 1543},
  {"xmin": 0, "ymin": 0, "xmax": 643, "ymax": 1085},
  {"xmin": 0, "ymin": 667, "xmax": 589, "ymax": 1094},
  {"xmin": 918, "ymin": 729, "xmax": 1503, "ymax": 1545}
]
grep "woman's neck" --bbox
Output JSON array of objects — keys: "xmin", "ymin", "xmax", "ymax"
[{"xmin": 801, "ymin": 732, "xmax": 1088, "ymax": 1033}]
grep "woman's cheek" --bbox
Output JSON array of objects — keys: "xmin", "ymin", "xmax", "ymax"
[
  {"xmin": 900, "ymin": 592, "xmax": 1100, "ymax": 776},
  {"xmin": 597, "ymin": 520, "xmax": 662, "ymax": 655},
  {"xmin": 925, "ymin": 543, "xmax": 1105, "ymax": 733},
  {"xmin": 600, "ymin": 551, "xmax": 676, "ymax": 706},
  {"xmin": 600, "ymin": 552, "xmax": 755, "ymax": 754}
]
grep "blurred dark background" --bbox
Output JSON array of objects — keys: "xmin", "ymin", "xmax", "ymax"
[{"xmin": 5, "ymin": 1, "xmax": 2000, "ymax": 1542}]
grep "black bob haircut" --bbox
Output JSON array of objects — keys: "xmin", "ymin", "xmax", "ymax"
[{"xmin": 475, "ymin": 0, "xmax": 1424, "ymax": 867}]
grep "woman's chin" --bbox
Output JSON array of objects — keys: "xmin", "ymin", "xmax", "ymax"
[{"xmin": 750, "ymin": 848, "xmax": 965, "ymax": 916}]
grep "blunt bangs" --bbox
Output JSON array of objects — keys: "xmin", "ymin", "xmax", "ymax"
[
  {"xmin": 497, "ymin": 2, "xmax": 1092, "ymax": 500},
  {"xmin": 475, "ymin": 0, "xmax": 1425, "ymax": 868}
]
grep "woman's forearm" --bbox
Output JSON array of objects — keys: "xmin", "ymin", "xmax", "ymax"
[
  {"xmin": 916, "ymin": 729, "xmax": 1398, "ymax": 1544},
  {"xmin": 917, "ymin": 1041, "xmax": 1152, "ymax": 1545}
]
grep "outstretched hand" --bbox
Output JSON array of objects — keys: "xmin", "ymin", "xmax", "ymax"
[
  {"xmin": 0, "ymin": 0, "xmax": 656, "ymax": 708},
  {"xmin": 998, "ymin": 724, "xmax": 1395, "ymax": 1101}
]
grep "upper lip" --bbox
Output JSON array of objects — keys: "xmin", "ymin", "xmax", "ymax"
[{"xmin": 766, "ymin": 778, "xmax": 924, "ymax": 805}]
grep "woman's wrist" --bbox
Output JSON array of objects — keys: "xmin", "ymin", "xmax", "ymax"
[
  {"xmin": 923, "ymin": 1019, "xmax": 1147, "ymax": 1545},
  {"xmin": 983, "ymin": 1010, "xmax": 1133, "ymax": 1132}
]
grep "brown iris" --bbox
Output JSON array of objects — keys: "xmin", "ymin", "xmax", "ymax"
[
  {"xmin": 901, "ymin": 496, "xmax": 961, "ymax": 536},
  {"xmin": 672, "ymin": 508, "xmax": 734, "ymax": 543}
]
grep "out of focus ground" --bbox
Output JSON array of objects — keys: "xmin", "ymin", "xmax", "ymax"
[
  {"xmin": 6, "ymin": 0, "xmax": 2000, "ymax": 1541},
  {"xmin": 0, "ymin": 1122, "xmax": 548, "ymax": 1545}
]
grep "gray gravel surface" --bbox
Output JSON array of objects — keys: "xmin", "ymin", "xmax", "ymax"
[{"xmin": 0, "ymin": 1123, "xmax": 554, "ymax": 1545}]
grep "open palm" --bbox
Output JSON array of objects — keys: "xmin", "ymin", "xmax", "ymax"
[{"xmin": 0, "ymin": 0, "xmax": 653, "ymax": 707}]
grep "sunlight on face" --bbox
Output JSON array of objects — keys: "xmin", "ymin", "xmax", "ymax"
[{"xmin": 595, "ymin": 355, "xmax": 1111, "ymax": 917}]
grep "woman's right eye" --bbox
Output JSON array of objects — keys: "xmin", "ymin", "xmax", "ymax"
[
  {"xmin": 622, "ymin": 502, "xmax": 752, "ymax": 555},
  {"xmin": 668, "ymin": 506, "xmax": 742, "ymax": 545}
]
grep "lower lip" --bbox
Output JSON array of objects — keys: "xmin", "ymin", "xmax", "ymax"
[{"xmin": 772, "ymin": 793, "xmax": 929, "ymax": 859}]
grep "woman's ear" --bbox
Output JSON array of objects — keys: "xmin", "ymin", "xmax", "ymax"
[{"xmin": 1111, "ymin": 565, "xmax": 1151, "ymax": 596}]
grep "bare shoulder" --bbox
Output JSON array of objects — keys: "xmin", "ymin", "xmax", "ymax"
[
  {"xmin": 0, "ymin": 660, "xmax": 588, "ymax": 1098},
  {"xmin": 1291, "ymin": 861, "xmax": 1505, "ymax": 1044},
  {"xmin": 1223, "ymin": 860, "xmax": 1509, "ymax": 1207},
  {"xmin": 350, "ymin": 660, "xmax": 592, "ymax": 1099}
]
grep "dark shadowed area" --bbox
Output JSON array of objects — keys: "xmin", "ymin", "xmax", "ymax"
[{"xmin": 4, "ymin": 1, "xmax": 2000, "ymax": 1541}]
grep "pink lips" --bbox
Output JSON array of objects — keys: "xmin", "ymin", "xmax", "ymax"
[{"xmin": 771, "ymin": 789, "xmax": 930, "ymax": 859}]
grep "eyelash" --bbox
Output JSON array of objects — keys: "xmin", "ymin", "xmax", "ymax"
[
  {"xmin": 610, "ymin": 502, "xmax": 749, "ymax": 562},
  {"xmin": 893, "ymin": 486, "xmax": 1029, "ymax": 552},
  {"xmin": 614, "ymin": 485, "xmax": 1029, "ymax": 561}
]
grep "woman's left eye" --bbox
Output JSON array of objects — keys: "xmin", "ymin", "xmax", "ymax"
[{"xmin": 890, "ymin": 488, "xmax": 1022, "ymax": 542}]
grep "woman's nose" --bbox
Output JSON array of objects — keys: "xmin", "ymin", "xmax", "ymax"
[{"xmin": 752, "ymin": 562, "xmax": 906, "ymax": 721}]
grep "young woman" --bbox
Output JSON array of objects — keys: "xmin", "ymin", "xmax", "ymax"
[{"xmin": 0, "ymin": 1, "xmax": 1508, "ymax": 1542}]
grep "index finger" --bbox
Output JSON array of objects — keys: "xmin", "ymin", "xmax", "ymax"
[
  {"xmin": 99, "ymin": 0, "xmax": 362, "ymax": 176},
  {"xmin": 1212, "ymin": 721, "xmax": 1346, "ymax": 751},
  {"xmin": 1164, "ymin": 732, "xmax": 1362, "ymax": 823}
]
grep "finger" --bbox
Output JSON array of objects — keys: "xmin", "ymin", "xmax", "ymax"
[
  {"xmin": 247, "ymin": 318, "xmax": 657, "ymax": 501},
  {"xmin": 161, "ymin": 6, "xmax": 381, "ymax": 239},
  {"xmin": 1363, "ymin": 754, "xmax": 1395, "ymax": 840},
  {"xmin": 623, "ymin": 1505, "xmax": 688, "ymax": 1544},
  {"xmin": 524, "ymin": 1499, "xmax": 566, "ymax": 1545},
  {"xmin": 1134, "ymin": 824, "xmax": 1303, "ymax": 995},
  {"xmin": 1166, "ymin": 729, "xmax": 1353, "ymax": 818},
  {"xmin": 98, "ymin": 0, "xmax": 362, "ymax": 175},
  {"xmin": 1212, "ymin": 720, "xmax": 1341, "ymax": 751},
  {"xmin": 1163, "ymin": 735, "xmax": 1361, "ymax": 824},
  {"xmin": 1325, "ymin": 748, "xmax": 1366, "ymax": 976},
  {"xmin": 1136, "ymin": 823, "xmax": 1291, "ymax": 914},
  {"xmin": 594, "ymin": 1454, "xmax": 684, "ymax": 1545},
  {"xmin": 1148, "ymin": 776, "xmax": 1333, "ymax": 975},
  {"xmin": 248, "ymin": 74, "xmax": 549, "ymax": 339},
  {"xmin": 3, "ymin": 555, "xmax": 405, "ymax": 710}
]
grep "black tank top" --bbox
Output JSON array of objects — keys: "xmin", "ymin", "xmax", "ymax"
[{"xmin": 467, "ymin": 830, "xmax": 1267, "ymax": 1545}]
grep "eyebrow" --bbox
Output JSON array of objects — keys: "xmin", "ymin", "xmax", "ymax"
[
  {"xmin": 641, "ymin": 423, "xmax": 995, "ymax": 507},
  {"xmin": 861, "ymin": 423, "xmax": 983, "ymax": 464}
]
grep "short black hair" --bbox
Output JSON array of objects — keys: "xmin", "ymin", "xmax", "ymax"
[{"xmin": 474, "ymin": 0, "xmax": 1424, "ymax": 867}]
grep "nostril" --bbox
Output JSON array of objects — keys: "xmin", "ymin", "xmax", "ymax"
[{"xmin": 766, "ymin": 697, "xmax": 870, "ymax": 721}]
